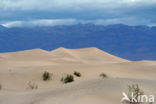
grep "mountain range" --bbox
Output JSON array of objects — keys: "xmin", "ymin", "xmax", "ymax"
[{"xmin": 0, "ymin": 24, "xmax": 156, "ymax": 60}]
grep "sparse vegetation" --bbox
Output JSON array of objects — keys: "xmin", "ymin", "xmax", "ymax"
[
  {"xmin": 74, "ymin": 71, "xmax": 81, "ymax": 77},
  {"xmin": 100, "ymin": 73, "xmax": 108, "ymax": 78},
  {"xmin": 61, "ymin": 74, "xmax": 74, "ymax": 84},
  {"xmin": 42, "ymin": 71, "xmax": 52, "ymax": 81},
  {"xmin": 128, "ymin": 84, "xmax": 144, "ymax": 104},
  {"xmin": 121, "ymin": 84, "xmax": 154, "ymax": 104},
  {"xmin": 27, "ymin": 82, "xmax": 38, "ymax": 90}
]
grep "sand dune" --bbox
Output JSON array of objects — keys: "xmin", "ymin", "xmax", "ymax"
[
  {"xmin": 0, "ymin": 47, "xmax": 129, "ymax": 67},
  {"xmin": 51, "ymin": 47, "xmax": 129, "ymax": 64},
  {"xmin": 0, "ymin": 47, "xmax": 155, "ymax": 104}
]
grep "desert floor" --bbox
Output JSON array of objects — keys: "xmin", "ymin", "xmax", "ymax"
[{"xmin": 0, "ymin": 47, "xmax": 155, "ymax": 104}]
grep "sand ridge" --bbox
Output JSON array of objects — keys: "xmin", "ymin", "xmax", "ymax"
[{"xmin": 50, "ymin": 47, "xmax": 129, "ymax": 63}]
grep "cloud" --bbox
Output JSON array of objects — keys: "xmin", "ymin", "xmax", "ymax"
[
  {"xmin": 2, "ymin": 21, "xmax": 22, "ymax": 27},
  {"xmin": 2, "ymin": 19, "xmax": 77, "ymax": 27},
  {"xmin": 92, "ymin": 17, "xmax": 151, "ymax": 26},
  {"xmin": 1, "ymin": 17, "xmax": 153, "ymax": 28},
  {"xmin": 0, "ymin": 0, "xmax": 156, "ymax": 26},
  {"xmin": 148, "ymin": 24, "xmax": 156, "ymax": 27},
  {"xmin": 0, "ymin": 0, "xmax": 156, "ymax": 11}
]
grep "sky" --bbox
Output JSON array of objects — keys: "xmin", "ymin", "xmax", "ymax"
[{"xmin": 0, "ymin": 0, "xmax": 156, "ymax": 27}]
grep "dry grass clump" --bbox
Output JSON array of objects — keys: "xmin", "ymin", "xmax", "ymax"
[
  {"xmin": 61, "ymin": 74, "xmax": 74, "ymax": 84},
  {"xmin": 128, "ymin": 84, "xmax": 144, "ymax": 104},
  {"xmin": 74, "ymin": 71, "xmax": 81, "ymax": 77},
  {"xmin": 100, "ymin": 73, "xmax": 108, "ymax": 78},
  {"xmin": 42, "ymin": 71, "xmax": 52, "ymax": 81},
  {"xmin": 122, "ymin": 84, "xmax": 145, "ymax": 104},
  {"xmin": 27, "ymin": 82, "xmax": 38, "ymax": 90}
]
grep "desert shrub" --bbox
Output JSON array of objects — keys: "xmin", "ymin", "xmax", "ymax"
[
  {"xmin": 100, "ymin": 73, "xmax": 108, "ymax": 78},
  {"xmin": 128, "ymin": 84, "xmax": 144, "ymax": 104},
  {"xmin": 27, "ymin": 82, "xmax": 38, "ymax": 90},
  {"xmin": 42, "ymin": 71, "xmax": 52, "ymax": 81},
  {"xmin": 61, "ymin": 74, "xmax": 74, "ymax": 84},
  {"xmin": 74, "ymin": 71, "xmax": 81, "ymax": 77},
  {"xmin": 122, "ymin": 84, "xmax": 153, "ymax": 104}
]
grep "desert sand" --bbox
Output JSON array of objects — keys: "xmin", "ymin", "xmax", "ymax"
[{"xmin": 0, "ymin": 47, "xmax": 156, "ymax": 104}]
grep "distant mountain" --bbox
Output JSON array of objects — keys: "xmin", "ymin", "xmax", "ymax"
[
  {"xmin": 0, "ymin": 24, "xmax": 156, "ymax": 60},
  {"xmin": 0, "ymin": 25, "xmax": 6, "ymax": 30}
]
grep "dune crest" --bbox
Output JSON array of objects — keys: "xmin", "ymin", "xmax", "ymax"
[
  {"xmin": 0, "ymin": 47, "xmax": 129, "ymax": 64},
  {"xmin": 51, "ymin": 47, "xmax": 129, "ymax": 63}
]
